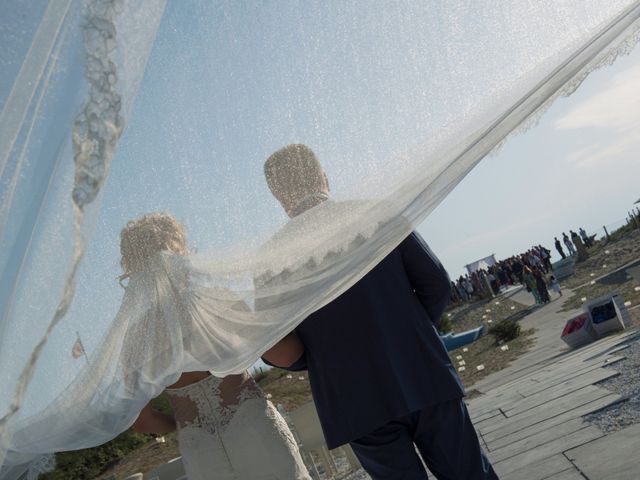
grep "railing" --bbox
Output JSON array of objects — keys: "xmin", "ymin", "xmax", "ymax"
[{"xmin": 586, "ymin": 208, "xmax": 640, "ymax": 243}]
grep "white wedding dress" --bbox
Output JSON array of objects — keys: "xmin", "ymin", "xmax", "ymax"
[{"xmin": 165, "ymin": 372, "xmax": 311, "ymax": 480}]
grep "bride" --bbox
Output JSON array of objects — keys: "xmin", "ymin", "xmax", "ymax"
[{"xmin": 121, "ymin": 213, "xmax": 311, "ymax": 480}]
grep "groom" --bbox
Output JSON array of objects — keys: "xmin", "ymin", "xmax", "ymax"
[{"xmin": 262, "ymin": 144, "xmax": 498, "ymax": 479}]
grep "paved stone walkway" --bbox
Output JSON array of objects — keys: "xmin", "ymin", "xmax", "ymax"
[
  {"xmin": 472, "ymin": 287, "xmax": 582, "ymax": 392},
  {"xmin": 467, "ymin": 288, "xmax": 640, "ymax": 479},
  {"xmin": 320, "ymin": 288, "xmax": 640, "ymax": 479}
]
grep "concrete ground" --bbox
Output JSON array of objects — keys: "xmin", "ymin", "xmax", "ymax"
[
  {"xmin": 467, "ymin": 287, "xmax": 640, "ymax": 479},
  {"xmin": 316, "ymin": 287, "xmax": 640, "ymax": 480},
  {"xmin": 470, "ymin": 286, "xmax": 581, "ymax": 393}
]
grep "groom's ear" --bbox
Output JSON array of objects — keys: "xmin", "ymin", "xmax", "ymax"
[{"xmin": 323, "ymin": 172, "xmax": 330, "ymax": 192}]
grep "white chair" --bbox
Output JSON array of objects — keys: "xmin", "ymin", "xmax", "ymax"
[{"xmin": 289, "ymin": 401, "xmax": 361, "ymax": 479}]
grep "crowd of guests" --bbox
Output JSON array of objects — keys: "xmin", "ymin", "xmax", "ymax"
[
  {"xmin": 450, "ymin": 227, "xmax": 595, "ymax": 307},
  {"xmin": 449, "ymin": 245, "xmax": 557, "ymax": 306},
  {"xmin": 554, "ymin": 227, "xmax": 593, "ymax": 259}
]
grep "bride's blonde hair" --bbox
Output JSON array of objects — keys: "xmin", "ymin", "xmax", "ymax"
[{"xmin": 119, "ymin": 212, "xmax": 188, "ymax": 282}]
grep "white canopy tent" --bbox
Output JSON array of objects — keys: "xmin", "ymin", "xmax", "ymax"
[{"xmin": 465, "ymin": 255, "xmax": 498, "ymax": 275}]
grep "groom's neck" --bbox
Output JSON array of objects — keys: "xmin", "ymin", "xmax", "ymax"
[{"xmin": 289, "ymin": 192, "xmax": 330, "ymax": 218}]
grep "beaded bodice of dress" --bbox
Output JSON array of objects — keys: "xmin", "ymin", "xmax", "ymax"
[{"xmin": 165, "ymin": 372, "xmax": 263, "ymax": 435}]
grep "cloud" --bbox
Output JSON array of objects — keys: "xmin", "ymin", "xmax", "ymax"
[
  {"xmin": 556, "ymin": 63, "xmax": 640, "ymax": 168},
  {"xmin": 555, "ymin": 64, "xmax": 640, "ymax": 132},
  {"xmin": 566, "ymin": 135, "xmax": 638, "ymax": 168}
]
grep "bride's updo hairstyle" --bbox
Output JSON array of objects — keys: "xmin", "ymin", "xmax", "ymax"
[{"xmin": 119, "ymin": 212, "xmax": 188, "ymax": 281}]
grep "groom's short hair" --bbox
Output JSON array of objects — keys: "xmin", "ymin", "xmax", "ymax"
[{"xmin": 264, "ymin": 144, "xmax": 325, "ymax": 199}]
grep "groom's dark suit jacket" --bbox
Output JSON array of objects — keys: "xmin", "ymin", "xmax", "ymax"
[{"xmin": 266, "ymin": 230, "xmax": 464, "ymax": 449}]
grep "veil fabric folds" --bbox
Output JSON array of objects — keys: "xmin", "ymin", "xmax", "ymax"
[{"xmin": 1, "ymin": 0, "xmax": 639, "ymax": 477}]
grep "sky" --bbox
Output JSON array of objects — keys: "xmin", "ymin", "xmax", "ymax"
[
  {"xmin": 82, "ymin": 0, "xmax": 640, "ymax": 280},
  {"xmin": 2, "ymin": 2, "xmax": 637, "ymax": 280},
  {"xmin": 419, "ymin": 46, "xmax": 640, "ymax": 276},
  {"xmin": 1, "ymin": 1, "xmax": 640, "ymax": 414}
]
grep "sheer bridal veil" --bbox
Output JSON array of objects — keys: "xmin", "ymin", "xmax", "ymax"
[{"xmin": 1, "ymin": 0, "xmax": 639, "ymax": 477}]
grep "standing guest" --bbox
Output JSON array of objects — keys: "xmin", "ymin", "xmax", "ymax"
[
  {"xmin": 464, "ymin": 276, "xmax": 475, "ymax": 300},
  {"xmin": 529, "ymin": 251, "xmax": 543, "ymax": 271},
  {"xmin": 512, "ymin": 257, "xmax": 524, "ymax": 283},
  {"xmin": 554, "ymin": 237, "xmax": 566, "ymax": 259},
  {"xmin": 549, "ymin": 275, "xmax": 562, "ymax": 297},
  {"xmin": 579, "ymin": 227, "xmax": 592, "ymax": 247},
  {"xmin": 458, "ymin": 277, "xmax": 470, "ymax": 301},
  {"xmin": 487, "ymin": 270, "xmax": 499, "ymax": 295},
  {"xmin": 539, "ymin": 246, "xmax": 552, "ymax": 272},
  {"xmin": 471, "ymin": 272, "xmax": 481, "ymax": 297},
  {"xmin": 455, "ymin": 277, "xmax": 463, "ymax": 302},
  {"xmin": 478, "ymin": 270, "xmax": 492, "ymax": 298},
  {"xmin": 571, "ymin": 232, "xmax": 588, "ymax": 261},
  {"xmin": 522, "ymin": 267, "xmax": 541, "ymax": 304},
  {"xmin": 533, "ymin": 268, "xmax": 551, "ymax": 303},
  {"xmin": 563, "ymin": 233, "xmax": 576, "ymax": 256},
  {"xmin": 261, "ymin": 144, "xmax": 498, "ymax": 480},
  {"xmin": 450, "ymin": 281, "xmax": 462, "ymax": 304},
  {"xmin": 503, "ymin": 262, "xmax": 514, "ymax": 285},
  {"xmin": 497, "ymin": 267, "xmax": 509, "ymax": 287}
]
